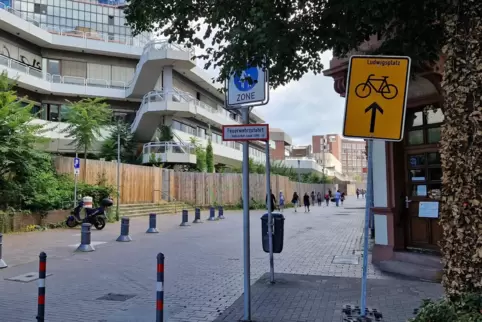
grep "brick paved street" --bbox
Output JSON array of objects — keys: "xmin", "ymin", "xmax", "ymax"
[
  {"xmin": 0, "ymin": 197, "xmax": 442, "ymax": 321},
  {"xmin": 214, "ymin": 273, "xmax": 442, "ymax": 322}
]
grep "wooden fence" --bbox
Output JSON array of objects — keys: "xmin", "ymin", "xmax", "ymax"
[
  {"xmin": 54, "ymin": 156, "xmax": 344, "ymax": 206},
  {"xmin": 54, "ymin": 156, "xmax": 163, "ymax": 204},
  {"xmin": 172, "ymin": 172, "xmax": 341, "ymax": 206}
]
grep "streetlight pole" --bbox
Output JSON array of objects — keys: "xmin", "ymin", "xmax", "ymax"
[
  {"xmin": 322, "ymin": 136, "xmax": 326, "ymax": 195},
  {"xmin": 115, "ymin": 113, "xmax": 126, "ymax": 221}
]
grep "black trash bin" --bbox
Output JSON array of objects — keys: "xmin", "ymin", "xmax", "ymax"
[{"xmin": 261, "ymin": 213, "xmax": 285, "ymax": 253}]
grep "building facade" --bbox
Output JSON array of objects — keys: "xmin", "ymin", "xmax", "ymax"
[
  {"xmin": 341, "ymin": 138, "xmax": 367, "ymax": 181},
  {"xmin": 269, "ymin": 128, "xmax": 292, "ymax": 161},
  {"xmin": 0, "ymin": 2, "xmax": 268, "ymax": 168},
  {"xmin": 312, "ymin": 133, "xmax": 367, "ymax": 181},
  {"xmin": 323, "ymin": 36, "xmax": 445, "ymax": 280}
]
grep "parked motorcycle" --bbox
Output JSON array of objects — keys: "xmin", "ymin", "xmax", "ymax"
[{"xmin": 66, "ymin": 198, "xmax": 113, "ymax": 230}]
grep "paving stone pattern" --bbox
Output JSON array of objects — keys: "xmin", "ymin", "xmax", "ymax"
[
  {"xmin": 0, "ymin": 198, "xmax": 441, "ymax": 322},
  {"xmin": 214, "ymin": 273, "xmax": 443, "ymax": 322}
]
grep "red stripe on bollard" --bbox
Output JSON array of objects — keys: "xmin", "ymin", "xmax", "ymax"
[
  {"xmin": 36, "ymin": 252, "xmax": 47, "ymax": 322},
  {"xmin": 156, "ymin": 300, "xmax": 163, "ymax": 310},
  {"xmin": 156, "ymin": 253, "xmax": 165, "ymax": 322}
]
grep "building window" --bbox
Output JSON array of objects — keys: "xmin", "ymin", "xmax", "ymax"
[
  {"xmin": 34, "ymin": 3, "xmax": 48, "ymax": 14},
  {"xmin": 406, "ymin": 107, "xmax": 444, "ymax": 146},
  {"xmin": 408, "ymin": 152, "xmax": 442, "ymax": 199},
  {"xmin": 47, "ymin": 59, "xmax": 60, "ymax": 75}
]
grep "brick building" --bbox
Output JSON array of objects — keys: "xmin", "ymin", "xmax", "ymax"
[{"xmin": 312, "ymin": 134, "xmax": 367, "ymax": 181}]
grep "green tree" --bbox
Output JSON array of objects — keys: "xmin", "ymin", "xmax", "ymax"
[
  {"xmin": 189, "ymin": 137, "xmax": 206, "ymax": 172},
  {"xmin": 206, "ymin": 139, "xmax": 214, "ymax": 173},
  {"xmin": 124, "ymin": 0, "xmax": 481, "ymax": 296},
  {"xmin": 0, "ymin": 72, "xmax": 47, "ymax": 201},
  {"xmin": 62, "ymin": 97, "xmax": 112, "ymax": 162},
  {"xmin": 159, "ymin": 124, "xmax": 173, "ymax": 141},
  {"xmin": 100, "ymin": 121, "xmax": 138, "ymax": 163}
]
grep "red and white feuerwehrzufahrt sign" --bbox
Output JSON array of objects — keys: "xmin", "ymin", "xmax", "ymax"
[{"xmin": 222, "ymin": 124, "xmax": 269, "ymax": 142}]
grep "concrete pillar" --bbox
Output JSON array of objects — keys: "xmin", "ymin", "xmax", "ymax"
[
  {"xmin": 41, "ymin": 58, "xmax": 47, "ymax": 80},
  {"xmin": 162, "ymin": 66, "xmax": 173, "ymax": 92},
  {"xmin": 371, "ymin": 141, "xmax": 395, "ymax": 262}
]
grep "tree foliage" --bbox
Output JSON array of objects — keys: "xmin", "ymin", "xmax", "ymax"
[
  {"xmin": 62, "ymin": 97, "xmax": 112, "ymax": 159},
  {"xmin": 206, "ymin": 139, "xmax": 214, "ymax": 173},
  {"xmin": 0, "ymin": 74, "xmax": 113, "ymax": 212},
  {"xmin": 100, "ymin": 121, "xmax": 138, "ymax": 163},
  {"xmin": 0, "ymin": 72, "xmax": 46, "ymax": 182},
  {"xmin": 125, "ymin": 0, "xmax": 482, "ymax": 297},
  {"xmin": 189, "ymin": 137, "xmax": 206, "ymax": 172},
  {"xmin": 124, "ymin": 0, "xmax": 444, "ymax": 87}
]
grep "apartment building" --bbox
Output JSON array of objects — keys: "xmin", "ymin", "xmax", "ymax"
[
  {"xmin": 268, "ymin": 128, "xmax": 292, "ymax": 161},
  {"xmin": 341, "ymin": 138, "xmax": 367, "ymax": 181},
  {"xmin": 0, "ymin": 0, "xmax": 267, "ymax": 168},
  {"xmin": 312, "ymin": 134, "xmax": 367, "ymax": 181}
]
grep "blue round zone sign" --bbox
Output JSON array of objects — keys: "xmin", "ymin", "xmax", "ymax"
[{"xmin": 233, "ymin": 67, "xmax": 259, "ymax": 92}]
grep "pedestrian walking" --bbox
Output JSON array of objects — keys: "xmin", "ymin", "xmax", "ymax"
[
  {"xmin": 361, "ymin": 189, "xmax": 366, "ymax": 199},
  {"xmin": 324, "ymin": 192, "xmax": 330, "ymax": 206},
  {"xmin": 311, "ymin": 191, "xmax": 315, "ymax": 206},
  {"xmin": 317, "ymin": 192, "xmax": 322, "ymax": 206},
  {"xmin": 356, "ymin": 188, "xmax": 360, "ymax": 199},
  {"xmin": 266, "ymin": 189, "xmax": 276, "ymax": 213},
  {"xmin": 341, "ymin": 192, "xmax": 345, "ymax": 206},
  {"xmin": 279, "ymin": 191, "xmax": 285, "ymax": 212},
  {"xmin": 335, "ymin": 190, "xmax": 341, "ymax": 207},
  {"xmin": 292, "ymin": 192, "xmax": 299, "ymax": 212},
  {"xmin": 303, "ymin": 193, "xmax": 310, "ymax": 212}
]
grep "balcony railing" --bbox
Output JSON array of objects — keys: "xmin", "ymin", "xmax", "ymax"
[
  {"xmin": 0, "ymin": 54, "xmax": 127, "ymax": 90},
  {"xmin": 128, "ymin": 39, "xmax": 196, "ymax": 86},
  {"xmin": 0, "ymin": 2, "xmax": 150, "ymax": 47},
  {"xmin": 137, "ymin": 89, "xmax": 241, "ymax": 125},
  {"xmin": 143, "ymin": 141, "xmax": 196, "ymax": 155}
]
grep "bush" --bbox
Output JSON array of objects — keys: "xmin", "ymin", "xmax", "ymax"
[{"xmin": 410, "ymin": 294, "xmax": 482, "ymax": 322}]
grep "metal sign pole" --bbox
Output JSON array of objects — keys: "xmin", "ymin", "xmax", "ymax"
[
  {"xmin": 265, "ymin": 141, "xmax": 274, "ymax": 283},
  {"xmin": 241, "ymin": 107, "xmax": 251, "ymax": 321},
  {"xmin": 74, "ymin": 152, "xmax": 78, "ymax": 207},
  {"xmin": 322, "ymin": 137, "xmax": 326, "ymax": 196},
  {"xmin": 116, "ymin": 120, "xmax": 121, "ymax": 221},
  {"xmin": 360, "ymin": 139, "xmax": 373, "ymax": 316}
]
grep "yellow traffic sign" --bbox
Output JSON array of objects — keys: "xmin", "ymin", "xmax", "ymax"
[{"xmin": 343, "ymin": 55, "xmax": 411, "ymax": 141}]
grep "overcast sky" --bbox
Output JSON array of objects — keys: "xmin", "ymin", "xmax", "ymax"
[{"xmin": 195, "ymin": 50, "xmax": 345, "ymax": 146}]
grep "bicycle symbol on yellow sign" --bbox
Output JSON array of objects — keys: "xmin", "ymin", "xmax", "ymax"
[{"xmin": 354, "ymin": 74, "xmax": 398, "ymax": 100}]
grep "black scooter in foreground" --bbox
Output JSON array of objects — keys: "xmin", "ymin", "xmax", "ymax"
[{"xmin": 66, "ymin": 198, "xmax": 113, "ymax": 230}]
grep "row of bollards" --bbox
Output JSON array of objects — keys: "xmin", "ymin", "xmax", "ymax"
[
  {"xmin": 33, "ymin": 251, "xmax": 167, "ymax": 322},
  {"xmin": 181, "ymin": 206, "xmax": 225, "ymax": 226},
  {"xmin": 75, "ymin": 206, "xmax": 226, "ymax": 252}
]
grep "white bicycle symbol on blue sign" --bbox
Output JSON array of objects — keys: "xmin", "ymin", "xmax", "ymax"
[{"xmin": 234, "ymin": 67, "xmax": 259, "ymax": 92}]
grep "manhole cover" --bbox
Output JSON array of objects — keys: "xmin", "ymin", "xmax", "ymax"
[
  {"xmin": 6, "ymin": 272, "xmax": 52, "ymax": 283},
  {"xmin": 332, "ymin": 255, "xmax": 359, "ymax": 265},
  {"xmin": 96, "ymin": 293, "xmax": 136, "ymax": 302}
]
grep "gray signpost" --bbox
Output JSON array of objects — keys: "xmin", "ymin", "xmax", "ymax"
[{"xmin": 225, "ymin": 66, "xmax": 269, "ymax": 321}]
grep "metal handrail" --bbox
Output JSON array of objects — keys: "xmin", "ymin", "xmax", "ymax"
[
  {"xmin": 142, "ymin": 142, "xmax": 196, "ymax": 155},
  {"xmin": 0, "ymin": 54, "xmax": 128, "ymax": 90},
  {"xmin": 152, "ymin": 190, "xmax": 178, "ymax": 213}
]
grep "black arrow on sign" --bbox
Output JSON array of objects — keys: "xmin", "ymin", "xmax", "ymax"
[{"xmin": 364, "ymin": 102, "xmax": 384, "ymax": 133}]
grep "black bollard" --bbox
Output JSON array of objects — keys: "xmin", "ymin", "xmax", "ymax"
[
  {"xmin": 116, "ymin": 217, "xmax": 132, "ymax": 242},
  {"xmin": 0, "ymin": 234, "xmax": 7, "ymax": 269},
  {"xmin": 180, "ymin": 209, "xmax": 190, "ymax": 226},
  {"xmin": 146, "ymin": 213, "xmax": 159, "ymax": 233},
  {"xmin": 208, "ymin": 206, "xmax": 216, "ymax": 221},
  {"xmin": 218, "ymin": 206, "xmax": 225, "ymax": 219},
  {"xmin": 192, "ymin": 208, "xmax": 202, "ymax": 223},
  {"xmin": 156, "ymin": 253, "xmax": 165, "ymax": 322},
  {"xmin": 76, "ymin": 223, "xmax": 95, "ymax": 252},
  {"xmin": 36, "ymin": 252, "xmax": 47, "ymax": 322}
]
